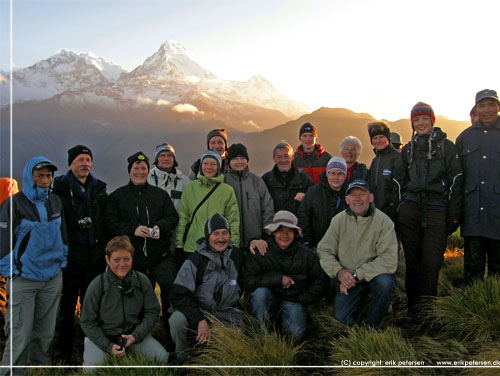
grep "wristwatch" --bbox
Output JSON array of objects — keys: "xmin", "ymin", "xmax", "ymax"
[{"xmin": 351, "ymin": 270, "xmax": 359, "ymax": 281}]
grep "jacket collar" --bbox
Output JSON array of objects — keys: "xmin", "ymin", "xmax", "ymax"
[
  {"xmin": 346, "ymin": 202, "xmax": 375, "ymax": 219},
  {"xmin": 472, "ymin": 116, "xmax": 500, "ymax": 130},
  {"xmin": 295, "ymin": 144, "xmax": 326, "ymax": 159}
]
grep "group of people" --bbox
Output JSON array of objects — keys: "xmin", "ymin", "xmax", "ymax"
[{"xmin": 0, "ymin": 88, "xmax": 498, "ymax": 371}]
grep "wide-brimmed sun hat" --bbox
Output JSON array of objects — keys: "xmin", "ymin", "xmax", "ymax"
[{"xmin": 264, "ymin": 210, "xmax": 302, "ymax": 236}]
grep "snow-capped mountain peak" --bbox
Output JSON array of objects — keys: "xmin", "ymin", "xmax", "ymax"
[
  {"xmin": 53, "ymin": 49, "xmax": 126, "ymax": 80},
  {"xmin": 131, "ymin": 40, "xmax": 215, "ymax": 80}
]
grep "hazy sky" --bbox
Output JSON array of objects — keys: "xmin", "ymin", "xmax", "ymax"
[{"xmin": 2, "ymin": 0, "xmax": 499, "ymax": 121}]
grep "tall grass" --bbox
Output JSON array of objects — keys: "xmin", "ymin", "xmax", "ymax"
[
  {"xmin": 25, "ymin": 354, "xmax": 176, "ymax": 376},
  {"xmin": 430, "ymin": 277, "xmax": 500, "ymax": 347},
  {"xmin": 437, "ymin": 255, "xmax": 465, "ymax": 296},
  {"xmin": 413, "ymin": 336, "xmax": 468, "ymax": 365},
  {"xmin": 189, "ymin": 314, "xmax": 303, "ymax": 376},
  {"xmin": 328, "ymin": 327, "xmax": 423, "ymax": 375},
  {"xmin": 460, "ymin": 345, "xmax": 500, "ymax": 376}
]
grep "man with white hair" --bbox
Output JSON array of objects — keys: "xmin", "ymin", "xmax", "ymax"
[{"xmin": 339, "ymin": 136, "xmax": 368, "ymax": 186}]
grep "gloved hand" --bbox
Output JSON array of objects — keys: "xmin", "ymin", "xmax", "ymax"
[
  {"xmin": 174, "ymin": 248, "xmax": 186, "ymax": 268},
  {"xmin": 446, "ymin": 217, "xmax": 459, "ymax": 236}
]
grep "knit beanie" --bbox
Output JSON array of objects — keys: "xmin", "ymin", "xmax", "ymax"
[
  {"xmin": 410, "ymin": 102, "xmax": 435, "ymax": 127},
  {"xmin": 367, "ymin": 121, "xmax": 391, "ymax": 143},
  {"xmin": 299, "ymin": 122, "xmax": 318, "ymax": 138},
  {"xmin": 200, "ymin": 150, "xmax": 222, "ymax": 176},
  {"xmin": 153, "ymin": 143, "xmax": 178, "ymax": 167},
  {"xmin": 206, "ymin": 129, "xmax": 228, "ymax": 151},
  {"xmin": 68, "ymin": 145, "xmax": 92, "ymax": 166},
  {"xmin": 326, "ymin": 157, "xmax": 347, "ymax": 175},
  {"xmin": 127, "ymin": 151, "xmax": 150, "ymax": 173},
  {"xmin": 227, "ymin": 143, "xmax": 249, "ymax": 164},
  {"xmin": 204, "ymin": 213, "xmax": 231, "ymax": 240}
]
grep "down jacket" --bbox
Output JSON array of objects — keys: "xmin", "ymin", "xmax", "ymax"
[
  {"xmin": 367, "ymin": 145, "xmax": 405, "ymax": 223},
  {"xmin": 298, "ymin": 172, "xmax": 347, "ymax": 248},
  {"xmin": 224, "ymin": 168, "xmax": 274, "ymax": 247},
  {"xmin": 105, "ymin": 182, "xmax": 178, "ymax": 271},
  {"xmin": 262, "ymin": 165, "xmax": 313, "ymax": 216},
  {"xmin": 0, "ymin": 157, "xmax": 68, "ymax": 281},
  {"xmin": 293, "ymin": 144, "xmax": 332, "ymax": 184},
  {"xmin": 175, "ymin": 173, "xmax": 240, "ymax": 253},
  {"xmin": 345, "ymin": 162, "xmax": 369, "ymax": 187},
  {"xmin": 401, "ymin": 127, "xmax": 463, "ymax": 222},
  {"xmin": 456, "ymin": 117, "xmax": 500, "ymax": 239},
  {"xmin": 243, "ymin": 239, "xmax": 329, "ymax": 305},
  {"xmin": 170, "ymin": 239, "xmax": 245, "ymax": 327}
]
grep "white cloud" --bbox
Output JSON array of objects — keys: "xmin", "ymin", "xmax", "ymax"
[
  {"xmin": 156, "ymin": 99, "xmax": 170, "ymax": 106},
  {"xmin": 183, "ymin": 75, "xmax": 201, "ymax": 84},
  {"xmin": 171, "ymin": 103, "xmax": 203, "ymax": 114},
  {"xmin": 136, "ymin": 96, "xmax": 152, "ymax": 104}
]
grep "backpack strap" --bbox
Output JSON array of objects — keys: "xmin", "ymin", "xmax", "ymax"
[{"xmin": 182, "ymin": 183, "xmax": 220, "ymax": 243}]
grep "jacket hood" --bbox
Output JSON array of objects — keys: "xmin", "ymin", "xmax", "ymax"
[
  {"xmin": 295, "ymin": 144, "xmax": 326, "ymax": 159},
  {"xmin": 22, "ymin": 156, "xmax": 56, "ymax": 203},
  {"xmin": 373, "ymin": 144, "xmax": 394, "ymax": 156},
  {"xmin": 195, "ymin": 237, "xmax": 233, "ymax": 261},
  {"xmin": 196, "ymin": 171, "xmax": 224, "ymax": 185}
]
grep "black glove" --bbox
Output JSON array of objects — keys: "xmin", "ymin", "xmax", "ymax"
[
  {"xmin": 174, "ymin": 248, "xmax": 186, "ymax": 268},
  {"xmin": 446, "ymin": 218, "xmax": 459, "ymax": 236}
]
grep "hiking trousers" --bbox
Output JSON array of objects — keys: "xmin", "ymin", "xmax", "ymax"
[{"xmin": 0, "ymin": 271, "xmax": 62, "ymax": 376}]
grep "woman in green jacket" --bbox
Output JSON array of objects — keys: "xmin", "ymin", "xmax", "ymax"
[{"xmin": 175, "ymin": 151, "xmax": 240, "ymax": 265}]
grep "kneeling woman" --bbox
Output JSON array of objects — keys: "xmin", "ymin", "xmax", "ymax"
[
  {"xmin": 80, "ymin": 236, "xmax": 168, "ymax": 367},
  {"xmin": 243, "ymin": 211, "xmax": 329, "ymax": 338}
]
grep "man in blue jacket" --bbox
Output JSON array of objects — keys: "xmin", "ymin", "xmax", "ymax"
[
  {"xmin": 0, "ymin": 157, "xmax": 68, "ymax": 374},
  {"xmin": 456, "ymin": 89, "xmax": 500, "ymax": 283}
]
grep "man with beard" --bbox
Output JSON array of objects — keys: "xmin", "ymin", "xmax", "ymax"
[{"xmin": 52, "ymin": 145, "xmax": 108, "ymax": 364}]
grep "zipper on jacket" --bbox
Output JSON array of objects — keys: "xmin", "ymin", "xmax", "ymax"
[{"xmin": 238, "ymin": 174, "xmax": 245, "ymax": 246}]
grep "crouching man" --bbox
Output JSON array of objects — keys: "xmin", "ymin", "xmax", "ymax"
[
  {"xmin": 317, "ymin": 180, "xmax": 398, "ymax": 329},
  {"xmin": 243, "ymin": 210, "xmax": 329, "ymax": 338},
  {"xmin": 80, "ymin": 236, "xmax": 168, "ymax": 369},
  {"xmin": 169, "ymin": 214, "xmax": 244, "ymax": 363}
]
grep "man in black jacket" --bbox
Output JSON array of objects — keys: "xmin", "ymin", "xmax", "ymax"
[
  {"xmin": 244, "ymin": 210, "xmax": 328, "ymax": 338},
  {"xmin": 105, "ymin": 152, "xmax": 178, "ymax": 344},
  {"xmin": 456, "ymin": 89, "xmax": 500, "ymax": 283},
  {"xmin": 52, "ymin": 145, "xmax": 108, "ymax": 364},
  {"xmin": 262, "ymin": 141, "xmax": 313, "ymax": 216},
  {"xmin": 367, "ymin": 122, "xmax": 405, "ymax": 224}
]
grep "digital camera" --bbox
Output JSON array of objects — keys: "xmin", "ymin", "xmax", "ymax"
[
  {"xmin": 77, "ymin": 217, "xmax": 93, "ymax": 229},
  {"xmin": 149, "ymin": 228, "xmax": 160, "ymax": 238}
]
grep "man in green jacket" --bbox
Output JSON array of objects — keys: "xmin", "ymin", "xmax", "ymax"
[{"xmin": 317, "ymin": 180, "xmax": 397, "ymax": 329}]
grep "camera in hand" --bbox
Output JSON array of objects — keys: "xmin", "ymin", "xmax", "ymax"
[
  {"xmin": 117, "ymin": 335, "xmax": 126, "ymax": 351},
  {"xmin": 77, "ymin": 217, "xmax": 93, "ymax": 229},
  {"xmin": 148, "ymin": 227, "xmax": 160, "ymax": 238}
]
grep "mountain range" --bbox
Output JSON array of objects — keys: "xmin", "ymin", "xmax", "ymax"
[
  {"xmin": 0, "ymin": 40, "xmax": 309, "ymax": 131},
  {"xmin": 0, "ymin": 40, "xmax": 471, "ymax": 190}
]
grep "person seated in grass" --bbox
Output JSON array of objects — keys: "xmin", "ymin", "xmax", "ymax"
[
  {"xmin": 169, "ymin": 214, "xmax": 245, "ymax": 363},
  {"xmin": 317, "ymin": 180, "xmax": 398, "ymax": 329},
  {"xmin": 243, "ymin": 210, "xmax": 329, "ymax": 338},
  {"xmin": 80, "ymin": 236, "xmax": 168, "ymax": 368}
]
